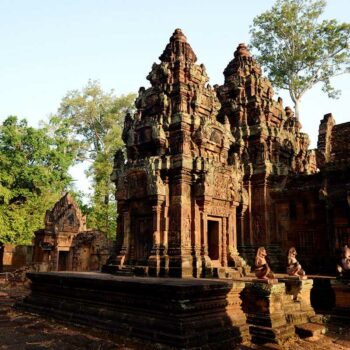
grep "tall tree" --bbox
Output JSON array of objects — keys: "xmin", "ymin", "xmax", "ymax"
[
  {"xmin": 56, "ymin": 80, "xmax": 135, "ymax": 238},
  {"xmin": 250, "ymin": 0, "xmax": 350, "ymax": 119},
  {"xmin": 0, "ymin": 116, "xmax": 78, "ymax": 244}
]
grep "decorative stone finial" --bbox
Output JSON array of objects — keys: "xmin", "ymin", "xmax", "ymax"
[
  {"xmin": 170, "ymin": 28, "xmax": 187, "ymax": 42},
  {"xmin": 234, "ymin": 43, "xmax": 251, "ymax": 58},
  {"xmin": 159, "ymin": 28, "xmax": 197, "ymax": 63}
]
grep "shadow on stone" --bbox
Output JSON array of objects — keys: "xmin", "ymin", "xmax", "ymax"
[
  {"xmin": 19, "ymin": 272, "xmax": 251, "ymax": 349},
  {"xmin": 241, "ymin": 281, "xmax": 295, "ymax": 345},
  {"xmin": 310, "ymin": 277, "xmax": 335, "ymax": 312}
]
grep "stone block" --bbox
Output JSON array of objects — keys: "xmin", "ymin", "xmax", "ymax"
[
  {"xmin": 331, "ymin": 278, "xmax": 350, "ymax": 323},
  {"xmin": 20, "ymin": 272, "xmax": 250, "ymax": 349},
  {"xmin": 279, "ymin": 277, "xmax": 316, "ymax": 326},
  {"xmin": 241, "ymin": 281, "xmax": 295, "ymax": 344},
  {"xmin": 295, "ymin": 322, "xmax": 326, "ymax": 338}
]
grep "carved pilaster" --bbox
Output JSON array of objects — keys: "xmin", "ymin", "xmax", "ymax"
[{"xmin": 148, "ymin": 201, "xmax": 163, "ymax": 276}]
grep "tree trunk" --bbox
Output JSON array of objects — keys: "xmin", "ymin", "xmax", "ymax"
[{"xmin": 294, "ymin": 99, "xmax": 300, "ymax": 121}]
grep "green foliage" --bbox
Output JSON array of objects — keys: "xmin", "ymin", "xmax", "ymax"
[
  {"xmin": 0, "ymin": 116, "xmax": 78, "ymax": 244},
  {"xmin": 56, "ymin": 80, "xmax": 136, "ymax": 239},
  {"xmin": 250, "ymin": 0, "xmax": 350, "ymax": 118}
]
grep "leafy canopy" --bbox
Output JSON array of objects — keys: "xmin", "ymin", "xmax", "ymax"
[
  {"xmin": 55, "ymin": 80, "xmax": 136, "ymax": 238},
  {"xmin": 250, "ymin": 0, "xmax": 350, "ymax": 118},
  {"xmin": 0, "ymin": 116, "xmax": 78, "ymax": 244}
]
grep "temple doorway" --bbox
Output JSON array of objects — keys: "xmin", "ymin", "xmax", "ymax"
[
  {"xmin": 58, "ymin": 251, "xmax": 69, "ymax": 271},
  {"xmin": 134, "ymin": 216, "xmax": 153, "ymax": 264},
  {"xmin": 207, "ymin": 220, "xmax": 219, "ymax": 261}
]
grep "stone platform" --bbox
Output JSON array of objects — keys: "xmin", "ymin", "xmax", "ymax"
[
  {"xmin": 331, "ymin": 278, "xmax": 350, "ymax": 323},
  {"xmin": 241, "ymin": 281, "xmax": 295, "ymax": 344},
  {"xmin": 19, "ymin": 272, "xmax": 249, "ymax": 349},
  {"xmin": 240, "ymin": 277, "xmax": 322, "ymax": 344},
  {"xmin": 278, "ymin": 277, "xmax": 318, "ymax": 325}
]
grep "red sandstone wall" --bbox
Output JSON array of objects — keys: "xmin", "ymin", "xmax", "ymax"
[{"xmin": 2, "ymin": 244, "xmax": 33, "ymax": 270}]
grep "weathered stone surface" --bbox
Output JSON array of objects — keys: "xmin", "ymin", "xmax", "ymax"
[
  {"xmin": 272, "ymin": 114, "xmax": 350, "ymax": 274},
  {"xmin": 310, "ymin": 276, "xmax": 335, "ymax": 312},
  {"xmin": 110, "ymin": 29, "xmax": 248, "ymax": 278},
  {"xmin": 331, "ymin": 278, "xmax": 350, "ymax": 323},
  {"xmin": 295, "ymin": 322, "xmax": 326, "ymax": 338},
  {"xmin": 241, "ymin": 281, "xmax": 295, "ymax": 344},
  {"xmin": 21, "ymin": 272, "xmax": 249, "ymax": 349},
  {"xmin": 2, "ymin": 284, "xmax": 350, "ymax": 349},
  {"xmin": 279, "ymin": 278, "xmax": 316, "ymax": 325},
  {"xmin": 1, "ymin": 244, "xmax": 33, "ymax": 271},
  {"xmin": 217, "ymin": 43, "xmax": 316, "ymax": 266},
  {"xmin": 109, "ymin": 29, "xmax": 349, "ymax": 277},
  {"xmin": 33, "ymin": 193, "xmax": 112, "ymax": 272}
]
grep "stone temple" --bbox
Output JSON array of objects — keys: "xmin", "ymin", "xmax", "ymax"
[
  {"xmin": 111, "ymin": 28, "xmax": 248, "ymax": 277},
  {"xmin": 20, "ymin": 29, "xmax": 350, "ymax": 348},
  {"xmin": 109, "ymin": 28, "xmax": 349, "ymax": 277}
]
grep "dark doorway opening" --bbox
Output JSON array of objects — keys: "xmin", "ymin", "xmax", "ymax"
[
  {"xmin": 58, "ymin": 251, "xmax": 69, "ymax": 271},
  {"xmin": 134, "ymin": 216, "xmax": 153, "ymax": 264},
  {"xmin": 208, "ymin": 220, "xmax": 219, "ymax": 260}
]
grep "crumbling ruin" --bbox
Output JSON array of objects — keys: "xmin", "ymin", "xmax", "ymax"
[{"xmin": 32, "ymin": 193, "xmax": 112, "ymax": 272}]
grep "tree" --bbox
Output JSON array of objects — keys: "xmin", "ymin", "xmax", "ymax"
[
  {"xmin": 0, "ymin": 116, "xmax": 78, "ymax": 244},
  {"xmin": 250, "ymin": 0, "xmax": 350, "ymax": 119},
  {"xmin": 55, "ymin": 80, "xmax": 135, "ymax": 238}
]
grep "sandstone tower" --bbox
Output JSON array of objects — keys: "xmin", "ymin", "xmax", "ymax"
[
  {"xmin": 110, "ymin": 29, "xmax": 349, "ymax": 275},
  {"xmin": 111, "ymin": 29, "xmax": 247, "ymax": 277}
]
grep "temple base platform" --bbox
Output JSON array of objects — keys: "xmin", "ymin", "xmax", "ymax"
[
  {"xmin": 19, "ymin": 272, "xmax": 249, "ymax": 349},
  {"xmin": 102, "ymin": 264, "xmax": 243, "ymax": 279},
  {"xmin": 331, "ymin": 278, "xmax": 350, "ymax": 324},
  {"xmin": 241, "ymin": 277, "xmax": 322, "ymax": 344}
]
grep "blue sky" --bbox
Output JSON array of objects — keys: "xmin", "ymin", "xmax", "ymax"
[{"xmin": 0, "ymin": 0, "xmax": 349, "ymax": 195}]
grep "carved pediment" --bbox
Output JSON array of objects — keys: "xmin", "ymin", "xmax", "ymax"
[
  {"xmin": 44, "ymin": 193, "xmax": 86, "ymax": 233},
  {"xmin": 193, "ymin": 120, "xmax": 234, "ymax": 148}
]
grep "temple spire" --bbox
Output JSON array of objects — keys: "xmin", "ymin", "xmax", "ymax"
[
  {"xmin": 159, "ymin": 28, "xmax": 197, "ymax": 63},
  {"xmin": 234, "ymin": 43, "xmax": 252, "ymax": 58}
]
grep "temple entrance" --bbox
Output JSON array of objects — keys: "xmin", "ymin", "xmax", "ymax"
[
  {"xmin": 134, "ymin": 216, "xmax": 153, "ymax": 264},
  {"xmin": 58, "ymin": 251, "xmax": 69, "ymax": 271},
  {"xmin": 207, "ymin": 220, "xmax": 219, "ymax": 261}
]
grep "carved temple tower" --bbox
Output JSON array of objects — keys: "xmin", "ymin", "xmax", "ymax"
[
  {"xmin": 217, "ymin": 44, "xmax": 317, "ymax": 255},
  {"xmin": 111, "ymin": 29, "xmax": 247, "ymax": 277}
]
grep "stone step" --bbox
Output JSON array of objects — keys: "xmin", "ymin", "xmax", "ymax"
[
  {"xmin": 114, "ymin": 268, "xmax": 134, "ymax": 276},
  {"xmin": 286, "ymin": 311, "xmax": 311, "ymax": 326},
  {"xmin": 283, "ymin": 302, "xmax": 301, "ymax": 312},
  {"xmin": 310, "ymin": 314, "xmax": 324, "ymax": 324},
  {"xmin": 295, "ymin": 323, "xmax": 326, "ymax": 338}
]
